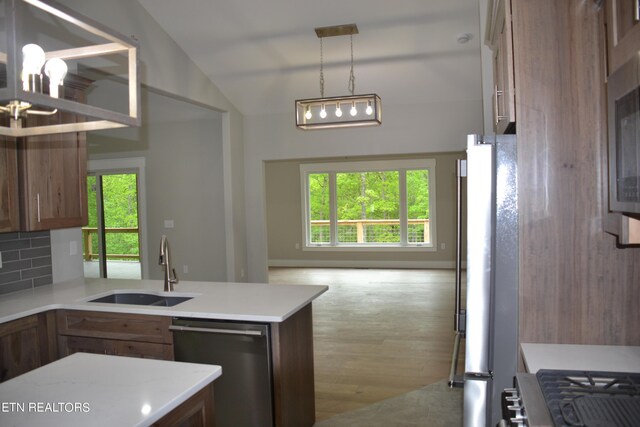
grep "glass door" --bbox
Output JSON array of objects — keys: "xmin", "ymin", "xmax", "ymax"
[{"xmin": 83, "ymin": 172, "xmax": 141, "ymax": 279}]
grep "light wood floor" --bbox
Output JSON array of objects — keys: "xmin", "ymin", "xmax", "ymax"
[{"xmin": 268, "ymin": 267, "xmax": 464, "ymax": 421}]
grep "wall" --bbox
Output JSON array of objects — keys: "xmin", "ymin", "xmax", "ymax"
[
  {"xmin": 245, "ymin": 100, "xmax": 483, "ymax": 282},
  {"xmin": 89, "ymin": 103, "xmax": 227, "ymax": 282},
  {"xmin": 0, "ymin": 231, "xmax": 53, "ymax": 294},
  {"xmin": 513, "ymin": 1, "xmax": 640, "ymax": 345},
  {"xmin": 265, "ymin": 152, "xmax": 464, "ymax": 268},
  {"xmin": 53, "ymin": 0, "xmax": 247, "ymax": 282}
]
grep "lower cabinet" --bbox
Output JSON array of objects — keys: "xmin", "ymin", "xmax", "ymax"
[
  {"xmin": 56, "ymin": 310, "xmax": 173, "ymax": 360},
  {"xmin": 152, "ymin": 382, "xmax": 215, "ymax": 427},
  {"xmin": 0, "ymin": 312, "xmax": 56, "ymax": 383}
]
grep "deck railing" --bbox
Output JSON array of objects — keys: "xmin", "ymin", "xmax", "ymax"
[
  {"xmin": 82, "ymin": 227, "xmax": 140, "ymax": 261},
  {"xmin": 310, "ymin": 218, "xmax": 430, "ymax": 243}
]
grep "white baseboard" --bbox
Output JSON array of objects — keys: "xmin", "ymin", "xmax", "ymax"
[{"xmin": 268, "ymin": 259, "xmax": 466, "ymax": 269}]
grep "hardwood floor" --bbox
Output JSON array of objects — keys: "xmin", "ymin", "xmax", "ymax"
[{"xmin": 268, "ymin": 267, "xmax": 463, "ymax": 421}]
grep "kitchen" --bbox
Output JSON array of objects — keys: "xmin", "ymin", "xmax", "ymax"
[{"xmin": 1, "ymin": 0, "xmax": 640, "ymax": 427}]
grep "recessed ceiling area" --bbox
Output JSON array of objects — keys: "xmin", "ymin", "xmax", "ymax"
[{"xmin": 137, "ymin": 0, "xmax": 483, "ymax": 116}]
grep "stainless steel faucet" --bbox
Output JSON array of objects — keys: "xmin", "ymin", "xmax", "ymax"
[{"xmin": 159, "ymin": 235, "xmax": 178, "ymax": 292}]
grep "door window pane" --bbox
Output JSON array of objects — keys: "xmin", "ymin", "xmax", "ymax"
[
  {"xmin": 309, "ymin": 173, "xmax": 330, "ymax": 244},
  {"xmin": 336, "ymin": 171, "xmax": 399, "ymax": 243},
  {"xmin": 407, "ymin": 169, "xmax": 430, "ymax": 244}
]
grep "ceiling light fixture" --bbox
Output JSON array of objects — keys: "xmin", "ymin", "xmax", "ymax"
[
  {"xmin": 0, "ymin": 0, "xmax": 140, "ymax": 137},
  {"xmin": 295, "ymin": 23, "xmax": 381, "ymax": 130}
]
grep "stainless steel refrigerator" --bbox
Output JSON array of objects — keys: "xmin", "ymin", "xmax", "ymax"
[{"xmin": 450, "ymin": 134, "xmax": 519, "ymax": 427}]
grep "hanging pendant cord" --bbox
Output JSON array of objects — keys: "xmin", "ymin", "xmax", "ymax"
[
  {"xmin": 319, "ymin": 38, "xmax": 325, "ymax": 98},
  {"xmin": 348, "ymin": 34, "xmax": 355, "ymax": 95}
]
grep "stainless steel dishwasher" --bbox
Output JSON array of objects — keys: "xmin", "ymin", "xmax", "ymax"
[{"xmin": 170, "ymin": 318, "xmax": 273, "ymax": 427}]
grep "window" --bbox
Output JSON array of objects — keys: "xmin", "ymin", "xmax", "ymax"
[{"xmin": 301, "ymin": 159, "xmax": 436, "ymax": 250}]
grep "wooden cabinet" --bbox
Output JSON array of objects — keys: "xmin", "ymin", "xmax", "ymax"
[
  {"xmin": 17, "ymin": 77, "xmax": 89, "ymax": 231},
  {"xmin": 486, "ymin": 0, "xmax": 516, "ymax": 134},
  {"xmin": 153, "ymin": 383, "xmax": 215, "ymax": 427},
  {"xmin": 56, "ymin": 310, "xmax": 174, "ymax": 360},
  {"xmin": 605, "ymin": 0, "xmax": 640, "ymax": 74},
  {"xmin": 0, "ymin": 312, "xmax": 56, "ymax": 383},
  {"xmin": 0, "ymin": 136, "xmax": 19, "ymax": 232}
]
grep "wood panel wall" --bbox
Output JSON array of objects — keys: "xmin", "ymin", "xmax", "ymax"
[{"xmin": 513, "ymin": 0, "xmax": 640, "ymax": 345}]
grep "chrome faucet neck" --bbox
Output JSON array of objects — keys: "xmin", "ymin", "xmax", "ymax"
[{"xmin": 159, "ymin": 235, "xmax": 178, "ymax": 292}]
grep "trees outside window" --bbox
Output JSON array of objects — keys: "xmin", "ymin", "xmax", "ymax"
[{"xmin": 301, "ymin": 159, "xmax": 435, "ymax": 250}]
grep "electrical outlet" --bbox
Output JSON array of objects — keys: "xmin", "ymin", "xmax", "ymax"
[
  {"xmin": 440, "ymin": 243, "xmax": 446, "ymax": 250},
  {"xmin": 295, "ymin": 243, "xmax": 300, "ymax": 250},
  {"xmin": 240, "ymin": 268, "xmax": 245, "ymax": 279},
  {"xmin": 164, "ymin": 219, "xmax": 174, "ymax": 229},
  {"xmin": 183, "ymin": 265, "xmax": 189, "ymax": 274}
]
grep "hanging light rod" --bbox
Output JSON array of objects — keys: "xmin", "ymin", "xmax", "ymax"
[
  {"xmin": 296, "ymin": 23, "xmax": 381, "ymax": 130},
  {"xmin": 315, "ymin": 23, "xmax": 359, "ymax": 38}
]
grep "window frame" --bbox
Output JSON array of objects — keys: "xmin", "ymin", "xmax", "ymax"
[{"xmin": 300, "ymin": 159, "xmax": 437, "ymax": 252}]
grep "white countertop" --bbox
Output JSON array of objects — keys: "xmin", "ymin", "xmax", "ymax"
[
  {"xmin": 0, "ymin": 353, "xmax": 221, "ymax": 427},
  {"xmin": 0, "ymin": 277, "xmax": 328, "ymax": 324},
  {"xmin": 521, "ymin": 342, "xmax": 640, "ymax": 373}
]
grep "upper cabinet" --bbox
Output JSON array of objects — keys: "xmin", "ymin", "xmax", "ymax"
[
  {"xmin": 605, "ymin": 0, "xmax": 640, "ymax": 74},
  {"xmin": 1, "ymin": 75, "xmax": 89, "ymax": 233},
  {"xmin": 486, "ymin": 0, "xmax": 516, "ymax": 134},
  {"xmin": 0, "ymin": 136, "xmax": 19, "ymax": 232}
]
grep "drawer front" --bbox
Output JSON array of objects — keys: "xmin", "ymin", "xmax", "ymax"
[
  {"xmin": 56, "ymin": 310, "xmax": 172, "ymax": 344},
  {"xmin": 60, "ymin": 335, "xmax": 173, "ymax": 361}
]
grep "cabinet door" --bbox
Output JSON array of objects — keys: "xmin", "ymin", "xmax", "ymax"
[
  {"xmin": 0, "ymin": 314, "xmax": 53, "ymax": 383},
  {"xmin": 59, "ymin": 335, "xmax": 173, "ymax": 360},
  {"xmin": 17, "ymin": 119, "xmax": 87, "ymax": 231},
  {"xmin": 492, "ymin": 0, "xmax": 516, "ymax": 134},
  {"xmin": 606, "ymin": 0, "xmax": 640, "ymax": 73},
  {"xmin": 0, "ymin": 136, "xmax": 19, "ymax": 232}
]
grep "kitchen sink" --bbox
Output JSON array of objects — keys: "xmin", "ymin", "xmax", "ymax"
[{"xmin": 87, "ymin": 292, "xmax": 193, "ymax": 307}]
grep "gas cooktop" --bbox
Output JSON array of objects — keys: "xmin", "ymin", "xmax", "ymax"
[{"xmin": 535, "ymin": 369, "xmax": 640, "ymax": 427}]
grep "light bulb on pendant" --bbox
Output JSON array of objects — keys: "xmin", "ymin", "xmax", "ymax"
[
  {"xmin": 320, "ymin": 104, "xmax": 327, "ymax": 119},
  {"xmin": 335, "ymin": 103, "xmax": 343, "ymax": 117},
  {"xmin": 350, "ymin": 102, "xmax": 357, "ymax": 117},
  {"xmin": 21, "ymin": 44, "xmax": 46, "ymax": 92},
  {"xmin": 304, "ymin": 106, "xmax": 312, "ymax": 120},
  {"xmin": 44, "ymin": 58, "xmax": 67, "ymax": 99},
  {"xmin": 365, "ymin": 101, "xmax": 373, "ymax": 116}
]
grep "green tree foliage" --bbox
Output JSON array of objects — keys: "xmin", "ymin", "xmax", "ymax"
[
  {"xmin": 308, "ymin": 169, "xmax": 430, "ymax": 244},
  {"xmin": 85, "ymin": 174, "xmax": 140, "ymax": 260}
]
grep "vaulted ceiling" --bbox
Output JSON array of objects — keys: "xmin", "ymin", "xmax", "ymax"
[{"xmin": 137, "ymin": 0, "xmax": 483, "ymax": 116}]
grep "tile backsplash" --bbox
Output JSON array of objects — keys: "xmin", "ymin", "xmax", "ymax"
[{"xmin": 0, "ymin": 231, "xmax": 52, "ymax": 295}]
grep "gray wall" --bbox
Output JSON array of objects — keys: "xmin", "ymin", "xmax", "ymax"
[
  {"xmin": 265, "ymin": 152, "xmax": 464, "ymax": 268},
  {"xmin": 89, "ymin": 96, "xmax": 227, "ymax": 282},
  {"xmin": 46, "ymin": 0, "xmax": 248, "ymax": 283}
]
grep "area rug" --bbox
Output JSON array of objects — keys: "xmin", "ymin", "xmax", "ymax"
[{"xmin": 314, "ymin": 380, "xmax": 463, "ymax": 427}]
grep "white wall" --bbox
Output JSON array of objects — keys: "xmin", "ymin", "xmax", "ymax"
[
  {"xmin": 244, "ymin": 100, "xmax": 483, "ymax": 282},
  {"xmin": 52, "ymin": 0, "xmax": 248, "ymax": 283}
]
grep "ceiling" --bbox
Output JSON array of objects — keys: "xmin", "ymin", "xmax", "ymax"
[{"xmin": 137, "ymin": 0, "xmax": 483, "ymax": 117}]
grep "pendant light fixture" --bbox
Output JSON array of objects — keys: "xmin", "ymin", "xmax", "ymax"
[
  {"xmin": 0, "ymin": 0, "xmax": 140, "ymax": 137},
  {"xmin": 295, "ymin": 23, "xmax": 381, "ymax": 130}
]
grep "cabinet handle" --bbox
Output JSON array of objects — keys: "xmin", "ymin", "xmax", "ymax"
[
  {"xmin": 636, "ymin": 0, "xmax": 640, "ymax": 21},
  {"xmin": 494, "ymin": 85, "xmax": 507, "ymax": 126},
  {"xmin": 36, "ymin": 193, "xmax": 41, "ymax": 223}
]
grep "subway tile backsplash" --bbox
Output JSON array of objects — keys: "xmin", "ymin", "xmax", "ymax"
[{"xmin": 0, "ymin": 231, "xmax": 52, "ymax": 295}]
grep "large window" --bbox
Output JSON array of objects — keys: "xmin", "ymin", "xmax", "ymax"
[{"xmin": 301, "ymin": 159, "xmax": 436, "ymax": 250}]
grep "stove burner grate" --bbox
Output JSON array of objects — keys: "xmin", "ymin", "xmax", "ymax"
[{"xmin": 536, "ymin": 370, "xmax": 640, "ymax": 427}]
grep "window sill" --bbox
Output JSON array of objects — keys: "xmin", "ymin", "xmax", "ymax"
[{"xmin": 303, "ymin": 244, "xmax": 437, "ymax": 252}]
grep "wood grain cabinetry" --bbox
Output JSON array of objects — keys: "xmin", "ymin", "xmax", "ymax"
[
  {"xmin": 605, "ymin": 0, "xmax": 640, "ymax": 73},
  {"xmin": 152, "ymin": 383, "xmax": 215, "ymax": 427},
  {"xmin": 0, "ymin": 136, "xmax": 19, "ymax": 232},
  {"xmin": 486, "ymin": 0, "xmax": 516, "ymax": 134},
  {"xmin": 0, "ymin": 312, "xmax": 56, "ymax": 383},
  {"xmin": 17, "ymin": 77, "xmax": 89, "ymax": 231},
  {"xmin": 56, "ymin": 310, "xmax": 173, "ymax": 360}
]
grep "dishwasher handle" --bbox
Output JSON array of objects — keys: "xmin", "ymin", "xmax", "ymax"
[{"xmin": 169, "ymin": 324, "xmax": 264, "ymax": 337}]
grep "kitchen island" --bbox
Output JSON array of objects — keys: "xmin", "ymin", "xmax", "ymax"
[
  {"xmin": 0, "ymin": 278, "xmax": 328, "ymax": 427},
  {"xmin": 0, "ymin": 352, "xmax": 221, "ymax": 427}
]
